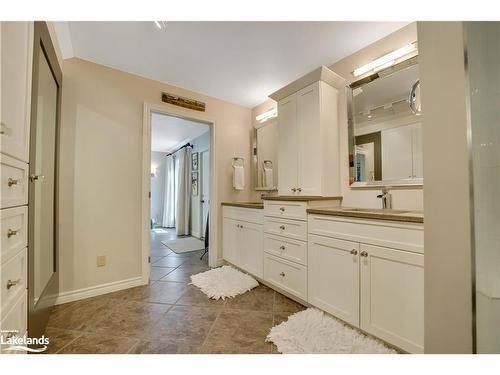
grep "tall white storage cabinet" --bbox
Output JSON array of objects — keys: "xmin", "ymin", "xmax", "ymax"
[
  {"xmin": 271, "ymin": 66, "xmax": 345, "ymax": 197},
  {"xmin": 0, "ymin": 21, "xmax": 33, "ymax": 353}
]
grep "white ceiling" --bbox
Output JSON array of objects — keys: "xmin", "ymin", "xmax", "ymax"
[
  {"xmin": 55, "ymin": 21, "xmax": 409, "ymax": 108},
  {"xmin": 151, "ymin": 112, "xmax": 209, "ymax": 153}
]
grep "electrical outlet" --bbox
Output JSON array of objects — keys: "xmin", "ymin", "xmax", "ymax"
[{"xmin": 97, "ymin": 255, "xmax": 106, "ymax": 267}]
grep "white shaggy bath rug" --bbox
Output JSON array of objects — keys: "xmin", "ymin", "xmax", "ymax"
[
  {"xmin": 190, "ymin": 265, "xmax": 259, "ymax": 300},
  {"xmin": 266, "ymin": 308, "xmax": 397, "ymax": 354}
]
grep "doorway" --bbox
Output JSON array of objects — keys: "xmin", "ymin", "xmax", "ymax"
[{"xmin": 142, "ymin": 103, "xmax": 217, "ymax": 284}]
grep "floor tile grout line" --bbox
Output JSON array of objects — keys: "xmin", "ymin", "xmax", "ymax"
[
  {"xmin": 199, "ymin": 301, "xmax": 226, "ymax": 352},
  {"xmin": 54, "ymin": 331, "xmax": 85, "ymax": 354}
]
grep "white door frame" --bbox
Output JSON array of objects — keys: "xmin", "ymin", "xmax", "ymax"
[
  {"xmin": 199, "ymin": 148, "xmax": 210, "ymax": 239},
  {"xmin": 142, "ymin": 102, "xmax": 218, "ymax": 284}
]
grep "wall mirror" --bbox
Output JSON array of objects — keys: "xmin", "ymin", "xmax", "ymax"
[
  {"xmin": 348, "ymin": 56, "xmax": 423, "ymax": 187},
  {"xmin": 253, "ymin": 118, "xmax": 278, "ymax": 191}
]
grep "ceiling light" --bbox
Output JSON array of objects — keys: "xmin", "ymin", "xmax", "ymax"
[
  {"xmin": 154, "ymin": 21, "xmax": 167, "ymax": 30},
  {"xmin": 353, "ymin": 43, "xmax": 417, "ymax": 77},
  {"xmin": 255, "ymin": 107, "xmax": 277, "ymax": 122}
]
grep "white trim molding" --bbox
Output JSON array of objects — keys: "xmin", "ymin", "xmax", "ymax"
[{"xmin": 55, "ymin": 277, "xmax": 143, "ymax": 305}]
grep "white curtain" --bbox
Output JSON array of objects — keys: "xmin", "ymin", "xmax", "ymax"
[
  {"xmin": 162, "ymin": 155, "xmax": 176, "ymax": 228},
  {"xmin": 175, "ymin": 147, "xmax": 191, "ymax": 235}
]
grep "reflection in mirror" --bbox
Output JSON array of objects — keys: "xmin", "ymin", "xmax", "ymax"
[
  {"xmin": 348, "ymin": 56, "xmax": 423, "ymax": 186},
  {"xmin": 253, "ymin": 118, "xmax": 278, "ymax": 190},
  {"xmin": 33, "ymin": 50, "xmax": 57, "ymax": 303}
]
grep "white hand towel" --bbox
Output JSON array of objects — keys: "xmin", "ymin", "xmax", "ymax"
[
  {"xmin": 233, "ymin": 165, "xmax": 244, "ymax": 190},
  {"xmin": 264, "ymin": 167, "xmax": 274, "ymax": 188}
]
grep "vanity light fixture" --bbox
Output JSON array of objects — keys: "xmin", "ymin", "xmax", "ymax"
[
  {"xmin": 353, "ymin": 43, "xmax": 417, "ymax": 77},
  {"xmin": 154, "ymin": 21, "xmax": 167, "ymax": 30},
  {"xmin": 255, "ymin": 107, "xmax": 277, "ymax": 123}
]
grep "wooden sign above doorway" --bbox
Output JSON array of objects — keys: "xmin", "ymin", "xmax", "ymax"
[{"xmin": 161, "ymin": 92, "xmax": 206, "ymax": 112}]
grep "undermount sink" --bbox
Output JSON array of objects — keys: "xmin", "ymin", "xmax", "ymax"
[{"xmin": 341, "ymin": 208, "xmax": 410, "ymax": 214}]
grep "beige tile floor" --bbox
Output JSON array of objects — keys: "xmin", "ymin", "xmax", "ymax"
[{"xmin": 43, "ymin": 229, "xmax": 305, "ymax": 354}]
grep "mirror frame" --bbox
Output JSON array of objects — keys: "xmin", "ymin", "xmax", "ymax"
[
  {"xmin": 252, "ymin": 119, "xmax": 279, "ymax": 192},
  {"xmin": 347, "ymin": 56, "xmax": 424, "ymax": 189}
]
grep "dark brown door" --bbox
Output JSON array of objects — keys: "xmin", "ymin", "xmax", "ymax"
[{"xmin": 28, "ymin": 21, "xmax": 62, "ymax": 339}]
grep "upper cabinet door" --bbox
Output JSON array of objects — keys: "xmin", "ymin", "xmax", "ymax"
[
  {"xmin": 1, "ymin": 22, "xmax": 33, "ymax": 162},
  {"xmin": 297, "ymin": 82, "xmax": 321, "ymax": 195},
  {"xmin": 277, "ymin": 93, "xmax": 298, "ymax": 195}
]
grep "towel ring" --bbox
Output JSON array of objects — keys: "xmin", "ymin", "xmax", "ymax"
[{"xmin": 232, "ymin": 157, "xmax": 244, "ymax": 167}]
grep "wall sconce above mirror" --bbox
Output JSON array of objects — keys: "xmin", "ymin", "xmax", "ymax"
[{"xmin": 348, "ymin": 53, "xmax": 423, "ymax": 188}]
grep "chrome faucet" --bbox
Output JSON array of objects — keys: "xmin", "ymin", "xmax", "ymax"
[{"xmin": 377, "ymin": 188, "xmax": 392, "ymax": 209}]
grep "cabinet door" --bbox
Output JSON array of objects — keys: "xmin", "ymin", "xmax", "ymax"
[
  {"xmin": 1, "ymin": 22, "xmax": 33, "ymax": 162},
  {"xmin": 277, "ymin": 94, "xmax": 298, "ymax": 195},
  {"xmin": 381, "ymin": 125, "xmax": 413, "ymax": 180},
  {"xmin": 297, "ymin": 82, "xmax": 321, "ymax": 195},
  {"xmin": 308, "ymin": 234, "xmax": 360, "ymax": 326},
  {"xmin": 222, "ymin": 218, "xmax": 239, "ymax": 266},
  {"xmin": 360, "ymin": 244, "xmax": 424, "ymax": 353},
  {"xmin": 239, "ymin": 222, "xmax": 263, "ymax": 278}
]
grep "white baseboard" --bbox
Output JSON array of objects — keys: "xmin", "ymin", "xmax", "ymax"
[{"xmin": 55, "ymin": 277, "xmax": 144, "ymax": 305}]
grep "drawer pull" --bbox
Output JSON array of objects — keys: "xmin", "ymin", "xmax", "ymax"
[
  {"xmin": 7, "ymin": 279, "xmax": 20, "ymax": 289},
  {"xmin": 360, "ymin": 251, "xmax": 368, "ymax": 257},
  {"xmin": 7, "ymin": 229, "xmax": 19, "ymax": 238},
  {"xmin": 279, "ymin": 207, "xmax": 285, "ymax": 212},
  {"xmin": 279, "ymin": 225, "xmax": 286, "ymax": 230},
  {"xmin": 7, "ymin": 178, "xmax": 20, "ymax": 187},
  {"xmin": 350, "ymin": 249, "xmax": 358, "ymax": 255},
  {"xmin": 30, "ymin": 174, "xmax": 45, "ymax": 182},
  {"xmin": 279, "ymin": 272, "xmax": 285, "ymax": 277},
  {"xmin": 280, "ymin": 245, "xmax": 286, "ymax": 251}
]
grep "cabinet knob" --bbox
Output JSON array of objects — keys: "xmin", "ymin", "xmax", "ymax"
[
  {"xmin": 279, "ymin": 225, "xmax": 285, "ymax": 230},
  {"xmin": 279, "ymin": 207, "xmax": 285, "ymax": 212},
  {"xmin": 30, "ymin": 174, "xmax": 45, "ymax": 182},
  {"xmin": 360, "ymin": 251, "xmax": 368, "ymax": 257},
  {"xmin": 291, "ymin": 188, "xmax": 297, "ymax": 193},
  {"xmin": 350, "ymin": 249, "xmax": 358, "ymax": 255},
  {"xmin": 7, "ymin": 229, "xmax": 19, "ymax": 238},
  {"xmin": 297, "ymin": 187, "xmax": 302, "ymax": 193},
  {"xmin": 279, "ymin": 272, "xmax": 285, "ymax": 277},
  {"xmin": 7, "ymin": 178, "xmax": 19, "ymax": 187},
  {"xmin": 280, "ymin": 245, "xmax": 286, "ymax": 251},
  {"xmin": 7, "ymin": 279, "xmax": 20, "ymax": 290}
]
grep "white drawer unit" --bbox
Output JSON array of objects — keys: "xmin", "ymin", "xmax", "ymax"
[
  {"xmin": 264, "ymin": 216, "xmax": 307, "ymax": 242},
  {"xmin": 1, "ymin": 248, "xmax": 27, "ymax": 312},
  {"xmin": 1, "ymin": 206, "xmax": 28, "ymax": 263},
  {"xmin": 0, "ymin": 290, "xmax": 28, "ymax": 354},
  {"xmin": 264, "ymin": 233, "xmax": 307, "ymax": 266},
  {"xmin": 1, "ymin": 154, "xmax": 29, "ymax": 209},
  {"xmin": 263, "ymin": 200, "xmax": 307, "ymax": 221},
  {"xmin": 223, "ymin": 206, "xmax": 263, "ymax": 224},
  {"xmin": 263, "ymin": 253, "xmax": 307, "ymax": 301}
]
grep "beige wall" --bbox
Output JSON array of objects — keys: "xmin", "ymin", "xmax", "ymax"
[
  {"xmin": 252, "ymin": 23, "xmax": 423, "ymax": 210},
  {"xmin": 418, "ymin": 22, "xmax": 474, "ymax": 353},
  {"xmin": 59, "ymin": 58, "xmax": 254, "ymax": 294}
]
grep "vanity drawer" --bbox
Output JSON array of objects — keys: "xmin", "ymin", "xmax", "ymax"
[
  {"xmin": 308, "ymin": 215, "xmax": 424, "ymax": 254},
  {"xmin": 264, "ymin": 201, "xmax": 307, "ymax": 221},
  {"xmin": 1, "ymin": 206, "xmax": 28, "ymax": 263},
  {"xmin": 264, "ymin": 233, "xmax": 307, "ymax": 266},
  {"xmin": 223, "ymin": 206, "xmax": 263, "ymax": 224},
  {"xmin": 264, "ymin": 216, "xmax": 307, "ymax": 241},
  {"xmin": 264, "ymin": 253, "xmax": 307, "ymax": 301},
  {"xmin": 0, "ymin": 290, "xmax": 27, "ymax": 353},
  {"xmin": 1, "ymin": 248, "xmax": 27, "ymax": 312},
  {"xmin": 1, "ymin": 154, "xmax": 28, "ymax": 209}
]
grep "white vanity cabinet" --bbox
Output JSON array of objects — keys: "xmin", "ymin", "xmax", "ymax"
[
  {"xmin": 308, "ymin": 214, "xmax": 424, "ymax": 353},
  {"xmin": 272, "ymin": 67, "xmax": 344, "ymax": 197},
  {"xmin": 222, "ymin": 206, "xmax": 263, "ymax": 278}
]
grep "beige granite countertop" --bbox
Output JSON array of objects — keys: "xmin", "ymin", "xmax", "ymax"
[
  {"xmin": 261, "ymin": 195, "xmax": 343, "ymax": 202},
  {"xmin": 221, "ymin": 202, "xmax": 264, "ymax": 209},
  {"xmin": 307, "ymin": 206, "xmax": 424, "ymax": 223}
]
